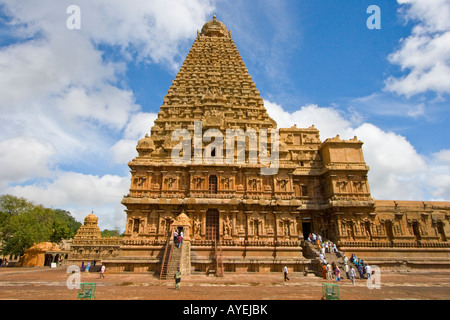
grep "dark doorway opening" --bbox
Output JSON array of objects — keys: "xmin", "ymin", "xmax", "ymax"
[
  {"xmin": 206, "ymin": 209, "xmax": 219, "ymax": 240},
  {"xmin": 412, "ymin": 221, "xmax": 421, "ymax": 241},
  {"xmin": 44, "ymin": 254, "xmax": 52, "ymax": 267},
  {"xmin": 302, "ymin": 221, "xmax": 311, "ymax": 240},
  {"xmin": 386, "ymin": 221, "xmax": 394, "ymax": 242}
]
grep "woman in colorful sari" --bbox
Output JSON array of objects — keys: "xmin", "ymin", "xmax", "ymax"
[{"xmin": 334, "ymin": 266, "xmax": 341, "ymax": 281}]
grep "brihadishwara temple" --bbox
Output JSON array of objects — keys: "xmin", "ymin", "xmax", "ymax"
[{"xmin": 68, "ymin": 16, "xmax": 450, "ymax": 276}]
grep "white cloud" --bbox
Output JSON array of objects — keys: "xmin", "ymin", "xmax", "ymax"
[
  {"xmin": 265, "ymin": 99, "xmax": 450, "ymax": 201},
  {"xmin": 264, "ymin": 101, "xmax": 353, "ymax": 140},
  {"xmin": 110, "ymin": 112, "xmax": 158, "ymax": 164},
  {"xmin": 385, "ymin": 0, "xmax": 450, "ymax": 96},
  {"xmin": 122, "ymin": 112, "xmax": 158, "ymax": 141},
  {"xmin": 0, "ymin": 137, "xmax": 55, "ymax": 187},
  {"xmin": 353, "ymin": 123, "xmax": 427, "ymax": 200},
  {"xmin": 0, "ymin": 0, "xmax": 215, "ymax": 230},
  {"xmin": 426, "ymin": 150, "xmax": 450, "ymax": 200},
  {"xmin": 1, "ymin": 0, "xmax": 214, "ymax": 70},
  {"xmin": 83, "ymin": 0, "xmax": 216, "ymax": 69},
  {"xmin": 6, "ymin": 172, "xmax": 130, "ymax": 230},
  {"xmin": 433, "ymin": 150, "xmax": 450, "ymax": 164}
]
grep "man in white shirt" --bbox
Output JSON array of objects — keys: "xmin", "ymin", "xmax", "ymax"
[
  {"xmin": 365, "ymin": 265, "xmax": 372, "ymax": 279},
  {"xmin": 283, "ymin": 266, "xmax": 290, "ymax": 281},
  {"xmin": 344, "ymin": 263, "xmax": 350, "ymax": 279},
  {"xmin": 349, "ymin": 266, "xmax": 356, "ymax": 285}
]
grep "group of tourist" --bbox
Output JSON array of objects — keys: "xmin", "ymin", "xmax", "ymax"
[
  {"xmin": 81, "ymin": 260, "xmax": 95, "ymax": 272},
  {"xmin": 80, "ymin": 260, "xmax": 106, "ymax": 278},
  {"xmin": 321, "ymin": 258, "xmax": 361, "ymax": 285},
  {"xmin": 350, "ymin": 253, "xmax": 372, "ymax": 280},
  {"xmin": 309, "ymin": 232, "xmax": 374, "ymax": 285},
  {"xmin": 322, "ymin": 261, "xmax": 343, "ymax": 282},
  {"xmin": 319, "ymin": 253, "xmax": 373, "ymax": 285},
  {"xmin": 307, "ymin": 233, "xmax": 338, "ymax": 255}
]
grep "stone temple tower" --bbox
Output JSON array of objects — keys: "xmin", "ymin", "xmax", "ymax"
[{"xmin": 99, "ymin": 15, "xmax": 450, "ymax": 274}]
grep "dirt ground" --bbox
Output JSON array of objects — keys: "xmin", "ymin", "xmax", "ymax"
[{"xmin": 0, "ymin": 266, "xmax": 449, "ymax": 301}]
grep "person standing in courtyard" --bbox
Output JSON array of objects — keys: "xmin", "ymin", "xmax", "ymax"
[
  {"xmin": 334, "ymin": 265, "xmax": 341, "ymax": 282},
  {"xmin": 365, "ymin": 264, "xmax": 372, "ymax": 280},
  {"xmin": 358, "ymin": 264, "xmax": 364, "ymax": 279},
  {"xmin": 100, "ymin": 265, "xmax": 106, "ymax": 278},
  {"xmin": 326, "ymin": 263, "xmax": 333, "ymax": 280},
  {"xmin": 283, "ymin": 266, "xmax": 290, "ymax": 281},
  {"xmin": 349, "ymin": 266, "xmax": 356, "ymax": 285},
  {"xmin": 174, "ymin": 267, "xmax": 182, "ymax": 290},
  {"xmin": 344, "ymin": 263, "xmax": 350, "ymax": 279}
]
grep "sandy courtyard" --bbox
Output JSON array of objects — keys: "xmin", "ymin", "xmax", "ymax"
[{"xmin": 0, "ymin": 266, "xmax": 449, "ymax": 301}]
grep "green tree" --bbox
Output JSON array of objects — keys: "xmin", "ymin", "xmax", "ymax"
[
  {"xmin": 101, "ymin": 228, "xmax": 123, "ymax": 238},
  {"xmin": 0, "ymin": 195, "xmax": 33, "ymax": 228},
  {"xmin": 1, "ymin": 205, "xmax": 53, "ymax": 256},
  {"xmin": 0, "ymin": 195, "xmax": 82, "ymax": 257},
  {"xmin": 50, "ymin": 209, "xmax": 81, "ymax": 242}
]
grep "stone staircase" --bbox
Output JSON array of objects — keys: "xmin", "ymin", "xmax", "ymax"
[
  {"xmin": 167, "ymin": 244, "xmax": 182, "ymax": 277},
  {"xmin": 303, "ymin": 241, "xmax": 355, "ymax": 277}
]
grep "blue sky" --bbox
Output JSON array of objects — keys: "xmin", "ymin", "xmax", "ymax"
[{"xmin": 0, "ymin": 0, "xmax": 449, "ymax": 231}]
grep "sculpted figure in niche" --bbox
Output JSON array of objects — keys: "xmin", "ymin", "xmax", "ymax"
[
  {"xmin": 354, "ymin": 221, "xmax": 361, "ymax": 235},
  {"xmin": 194, "ymin": 216, "xmax": 201, "ymax": 238},
  {"xmin": 166, "ymin": 177, "xmax": 176, "ymax": 189},
  {"xmin": 193, "ymin": 177, "xmax": 204, "ymax": 189},
  {"xmin": 278, "ymin": 179, "xmax": 288, "ymax": 191},
  {"xmin": 265, "ymin": 214, "xmax": 275, "ymax": 234},
  {"xmin": 347, "ymin": 222, "xmax": 355, "ymax": 240},
  {"xmin": 284, "ymin": 220, "xmax": 290, "ymax": 236},
  {"xmin": 224, "ymin": 216, "xmax": 232, "ymax": 237},
  {"xmin": 223, "ymin": 178, "xmax": 230, "ymax": 189},
  {"xmin": 237, "ymin": 213, "xmax": 245, "ymax": 233},
  {"xmin": 340, "ymin": 222, "xmax": 347, "ymax": 236}
]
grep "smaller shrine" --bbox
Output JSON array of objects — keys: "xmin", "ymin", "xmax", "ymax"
[
  {"xmin": 20, "ymin": 242, "xmax": 68, "ymax": 267},
  {"xmin": 68, "ymin": 212, "xmax": 122, "ymax": 265}
]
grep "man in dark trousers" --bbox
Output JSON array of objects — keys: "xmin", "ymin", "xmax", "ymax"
[{"xmin": 283, "ymin": 266, "xmax": 290, "ymax": 281}]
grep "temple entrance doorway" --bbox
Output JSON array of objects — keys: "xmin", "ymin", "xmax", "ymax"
[
  {"xmin": 412, "ymin": 221, "xmax": 421, "ymax": 241},
  {"xmin": 206, "ymin": 209, "xmax": 219, "ymax": 241},
  {"xmin": 386, "ymin": 221, "xmax": 394, "ymax": 242},
  {"xmin": 302, "ymin": 221, "xmax": 312, "ymax": 240}
]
